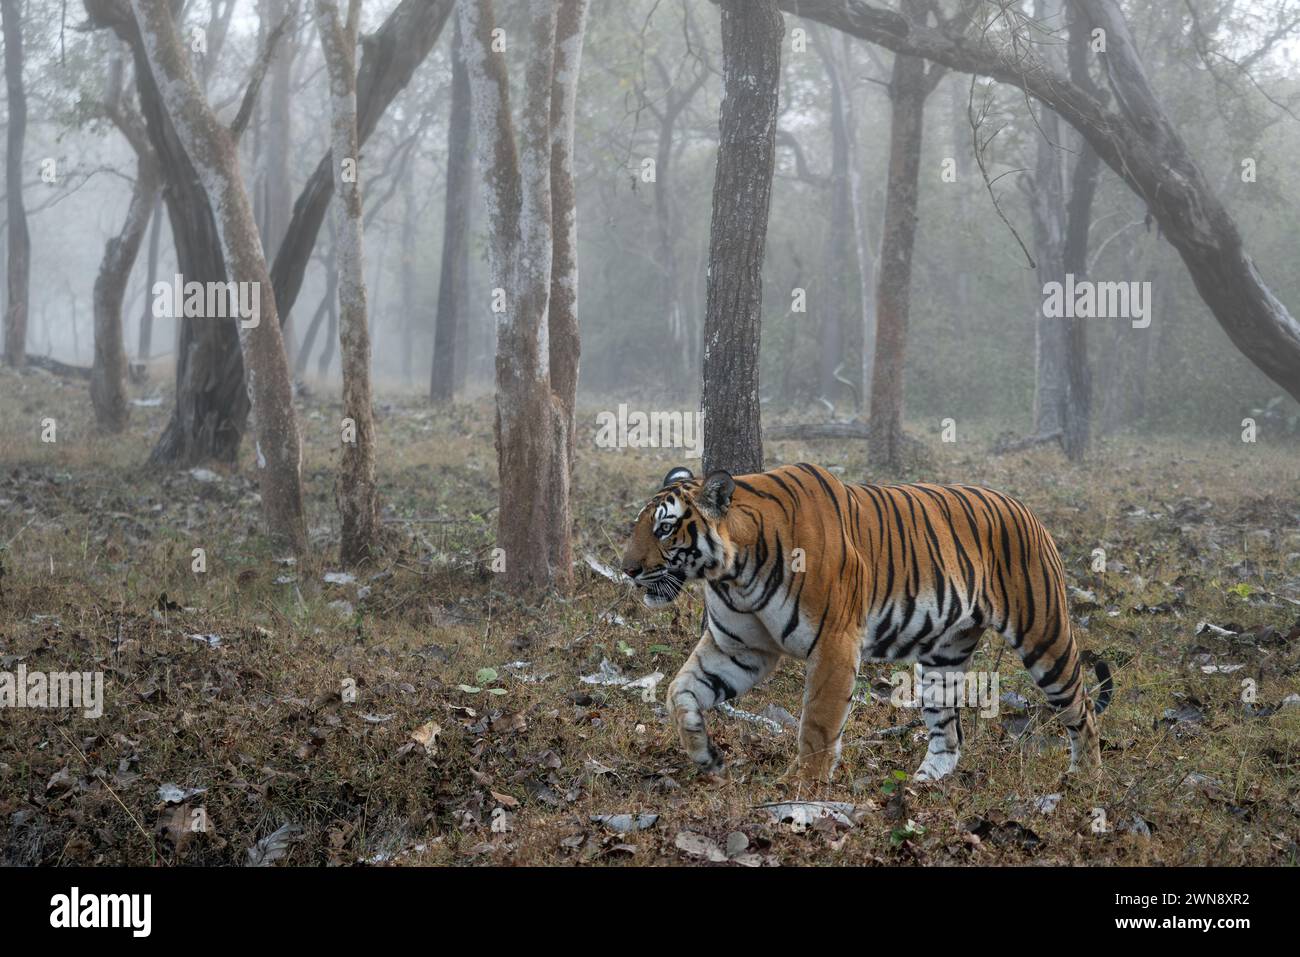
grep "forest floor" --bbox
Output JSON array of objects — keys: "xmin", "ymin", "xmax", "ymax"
[{"xmin": 1, "ymin": 363, "xmax": 1299, "ymax": 866}]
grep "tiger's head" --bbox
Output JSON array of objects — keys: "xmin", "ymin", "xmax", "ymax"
[{"xmin": 620, "ymin": 466, "xmax": 737, "ymax": 607}]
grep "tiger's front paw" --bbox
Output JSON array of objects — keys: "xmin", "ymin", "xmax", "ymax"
[{"xmin": 692, "ymin": 740, "xmax": 725, "ymax": 775}]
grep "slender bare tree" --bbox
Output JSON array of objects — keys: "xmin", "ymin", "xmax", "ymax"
[
  {"xmin": 314, "ymin": 0, "xmax": 380, "ymax": 565},
  {"xmin": 458, "ymin": 0, "xmax": 590, "ymax": 592},
  {"xmin": 2, "ymin": 0, "xmax": 30, "ymax": 368},
  {"xmin": 130, "ymin": 0, "xmax": 307, "ymax": 552},
  {"xmin": 1024, "ymin": 0, "xmax": 1069, "ymax": 442},
  {"xmin": 92, "ymin": 54, "xmax": 159, "ymax": 432},
  {"xmin": 867, "ymin": 0, "xmax": 944, "ymax": 471},
  {"xmin": 431, "ymin": 15, "xmax": 472, "ymax": 404},
  {"xmin": 642, "ymin": 48, "xmax": 708, "ymax": 391}
]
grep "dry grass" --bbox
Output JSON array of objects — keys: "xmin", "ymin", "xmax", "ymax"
[{"xmin": 1, "ymin": 364, "xmax": 1298, "ymax": 866}]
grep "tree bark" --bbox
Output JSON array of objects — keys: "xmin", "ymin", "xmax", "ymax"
[
  {"xmin": 261, "ymin": 0, "xmax": 297, "ymax": 361},
  {"xmin": 774, "ymin": 0, "xmax": 1300, "ymax": 406},
  {"xmin": 844, "ymin": 37, "xmax": 877, "ymax": 408},
  {"xmin": 130, "ymin": 0, "xmax": 307, "ymax": 553},
  {"xmin": 85, "ymin": 0, "xmax": 249, "ymax": 466},
  {"xmin": 1027, "ymin": 0, "xmax": 1067, "ymax": 439},
  {"xmin": 295, "ymin": 276, "xmax": 334, "ymax": 377},
  {"xmin": 868, "ymin": 1, "xmax": 936, "ymax": 471},
  {"xmin": 430, "ymin": 14, "xmax": 471, "ymax": 404},
  {"xmin": 700, "ymin": 0, "xmax": 784, "ymax": 477},
  {"xmin": 92, "ymin": 82, "xmax": 159, "ymax": 433},
  {"xmin": 2, "ymin": 0, "xmax": 30, "ymax": 368},
  {"xmin": 315, "ymin": 0, "xmax": 380, "ymax": 565},
  {"xmin": 547, "ymin": 0, "xmax": 587, "ymax": 486},
  {"xmin": 458, "ymin": 0, "xmax": 589, "ymax": 593},
  {"xmin": 648, "ymin": 58, "xmax": 707, "ymax": 392},
  {"xmin": 1058, "ymin": 7, "xmax": 1101, "ymax": 463},
  {"xmin": 813, "ymin": 30, "xmax": 858, "ymax": 406},
  {"xmin": 137, "ymin": 192, "xmax": 163, "ymax": 361}
]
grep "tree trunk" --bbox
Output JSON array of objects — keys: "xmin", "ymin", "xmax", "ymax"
[
  {"xmin": 296, "ymin": 279, "xmax": 333, "ymax": 377},
  {"xmin": 315, "ymin": 0, "xmax": 380, "ymax": 565},
  {"xmin": 844, "ymin": 39, "xmax": 877, "ymax": 409},
  {"xmin": 262, "ymin": 0, "xmax": 297, "ymax": 362},
  {"xmin": 1027, "ymin": 0, "xmax": 1067, "ymax": 439},
  {"xmin": 137, "ymin": 192, "xmax": 163, "ymax": 360},
  {"xmin": 452, "ymin": 185, "xmax": 471, "ymax": 396},
  {"xmin": 700, "ymin": 0, "xmax": 783, "ymax": 477},
  {"xmin": 131, "ymin": 0, "xmax": 307, "ymax": 552},
  {"xmin": 547, "ymin": 0, "xmax": 587, "ymax": 490},
  {"xmin": 319, "ymin": 282, "xmax": 339, "ymax": 378},
  {"xmin": 814, "ymin": 31, "xmax": 857, "ymax": 406},
  {"xmin": 85, "ymin": 0, "xmax": 250, "ymax": 466},
  {"xmin": 430, "ymin": 14, "xmax": 471, "ymax": 404},
  {"xmin": 458, "ymin": 0, "xmax": 588, "ymax": 592},
  {"xmin": 93, "ymin": 137, "xmax": 158, "ymax": 433},
  {"xmin": 776, "ymin": 0, "xmax": 1300, "ymax": 406},
  {"xmin": 399, "ymin": 172, "xmax": 417, "ymax": 387},
  {"xmin": 1058, "ymin": 8, "xmax": 1101, "ymax": 463},
  {"xmin": 868, "ymin": 25, "xmax": 928, "ymax": 471},
  {"xmin": 2, "ymin": 0, "xmax": 30, "ymax": 368},
  {"xmin": 649, "ymin": 61, "xmax": 706, "ymax": 392}
]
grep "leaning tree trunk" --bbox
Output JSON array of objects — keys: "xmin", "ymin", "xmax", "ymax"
[
  {"xmin": 85, "ymin": 0, "xmax": 249, "ymax": 465},
  {"xmin": 296, "ymin": 278, "xmax": 333, "ymax": 377},
  {"xmin": 272, "ymin": 0, "xmax": 454, "ymax": 322},
  {"xmin": 868, "ymin": 37, "xmax": 928, "ymax": 471},
  {"xmin": 775, "ymin": 0, "xmax": 1300, "ymax": 407},
  {"xmin": 2, "ymin": 0, "xmax": 30, "ymax": 368},
  {"xmin": 430, "ymin": 14, "xmax": 471, "ymax": 404},
  {"xmin": 131, "ymin": 0, "xmax": 307, "ymax": 552},
  {"xmin": 315, "ymin": 0, "xmax": 380, "ymax": 565},
  {"xmin": 92, "ymin": 137, "xmax": 158, "ymax": 432},
  {"xmin": 700, "ymin": 0, "xmax": 783, "ymax": 477},
  {"xmin": 93, "ymin": 57, "xmax": 159, "ymax": 432},
  {"xmin": 318, "ymin": 219, "xmax": 340, "ymax": 379}
]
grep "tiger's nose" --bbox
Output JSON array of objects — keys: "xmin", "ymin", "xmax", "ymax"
[{"xmin": 623, "ymin": 562, "xmax": 643, "ymax": 579}]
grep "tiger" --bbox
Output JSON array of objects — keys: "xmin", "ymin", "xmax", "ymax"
[{"xmin": 620, "ymin": 463, "xmax": 1113, "ymax": 785}]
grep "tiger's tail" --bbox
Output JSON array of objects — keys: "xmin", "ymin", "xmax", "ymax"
[{"xmin": 1091, "ymin": 658, "xmax": 1114, "ymax": 716}]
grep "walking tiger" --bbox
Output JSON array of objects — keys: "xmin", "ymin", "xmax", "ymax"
[{"xmin": 620, "ymin": 464, "xmax": 1113, "ymax": 784}]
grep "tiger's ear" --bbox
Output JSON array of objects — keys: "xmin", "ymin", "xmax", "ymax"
[
  {"xmin": 697, "ymin": 470, "xmax": 735, "ymax": 519},
  {"xmin": 661, "ymin": 466, "xmax": 694, "ymax": 489}
]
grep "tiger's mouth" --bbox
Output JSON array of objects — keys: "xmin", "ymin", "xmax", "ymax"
[{"xmin": 634, "ymin": 569, "xmax": 685, "ymax": 607}]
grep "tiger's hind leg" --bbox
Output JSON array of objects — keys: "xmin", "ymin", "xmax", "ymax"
[
  {"xmin": 913, "ymin": 628, "xmax": 983, "ymax": 783},
  {"xmin": 1002, "ymin": 614, "xmax": 1101, "ymax": 774}
]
